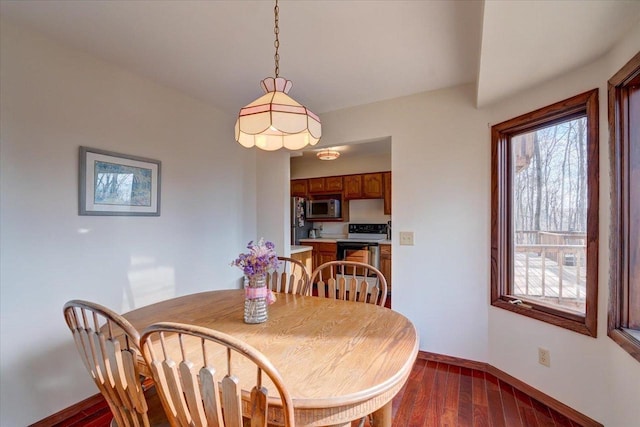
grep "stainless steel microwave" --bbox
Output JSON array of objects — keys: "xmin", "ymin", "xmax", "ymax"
[{"xmin": 306, "ymin": 199, "xmax": 341, "ymax": 219}]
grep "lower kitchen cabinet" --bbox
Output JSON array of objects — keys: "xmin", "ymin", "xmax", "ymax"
[
  {"xmin": 380, "ymin": 244, "xmax": 391, "ymax": 292},
  {"xmin": 307, "ymin": 242, "xmax": 337, "ymax": 272},
  {"xmin": 290, "ymin": 249, "xmax": 313, "ymax": 278}
]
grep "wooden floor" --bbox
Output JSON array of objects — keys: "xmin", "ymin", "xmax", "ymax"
[
  {"xmin": 384, "ymin": 358, "xmax": 583, "ymax": 427},
  {"xmin": 47, "ymin": 357, "xmax": 583, "ymax": 427}
]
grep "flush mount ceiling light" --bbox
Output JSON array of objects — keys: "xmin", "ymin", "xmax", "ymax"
[
  {"xmin": 316, "ymin": 149, "xmax": 340, "ymax": 161},
  {"xmin": 234, "ymin": 0, "xmax": 321, "ymax": 151}
]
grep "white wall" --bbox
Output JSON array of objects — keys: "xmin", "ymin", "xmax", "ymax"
[
  {"xmin": 290, "ymin": 149, "xmax": 391, "ymax": 179},
  {"xmin": 0, "ymin": 20, "xmax": 259, "ymax": 425},
  {"xmin": 256, "ymin": 149, "xmax": 292, "ymax": 255},
  {"xmin": 318, "ymin": 23, "xmax": 640, "ymax": 426},
  {"xmin": 320, "ymin": 84, "xmax": 491, "ymax": 363}
]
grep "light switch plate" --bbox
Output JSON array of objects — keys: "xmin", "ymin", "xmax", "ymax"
[{"xmin": 399, "ymin": 231, "xmax": 414, "ymax": 246}]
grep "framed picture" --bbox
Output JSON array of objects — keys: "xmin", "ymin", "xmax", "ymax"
[{"xmin": 79, "ymin": 146, "xmax": 161, "ymax": 216}]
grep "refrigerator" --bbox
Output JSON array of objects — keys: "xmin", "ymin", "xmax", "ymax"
[{"xmin": 291, "ymin": 197, "xmax": 313, "ymax": 245}]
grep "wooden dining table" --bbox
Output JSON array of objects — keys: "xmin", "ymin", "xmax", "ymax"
[{"xmin": 122, "ymin": 289, "xmax": 418, "ymax": 427}]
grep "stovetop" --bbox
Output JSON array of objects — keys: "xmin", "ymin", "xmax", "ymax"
[{"xmin": 346, "ymin": 223, "xmax": 388, "ymax": 241}]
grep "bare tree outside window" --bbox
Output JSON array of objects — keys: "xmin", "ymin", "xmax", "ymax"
[{"xmin": 511, "ymin": 117, "xmax": 588, "ymax": 314}]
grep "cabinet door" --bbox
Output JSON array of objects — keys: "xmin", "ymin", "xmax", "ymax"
[
  {"xmin": 308, "ymin": 178, "xmax": 325, "ymax": 193},
  {"xmin": 291, "ymin": 179, "xmax": 308, "ymax": 197},
  {"xmin": 318, "ymin": 251, "xmax": 336, "ymax": 267},
  {"xmin": 343, "ymin": 175, "xmax": 362, "ymax": 199},
  {"xmin": 325, "ymin": 176, "xmax": 343, "ymax": 192},
  {"xmin": 383, "ymin": 172, "xmax": 392, "ymax": 215},
  {"xmin": 311, "ymin": 243, "xmax": 337, "ymax": 271},
  {"xmin": 363, "ymin": 173, "xmax": 383, "ymax": 198},
  {"xmin": 380, "ymin": 244, "xmax": 391, "ymax": 291}
]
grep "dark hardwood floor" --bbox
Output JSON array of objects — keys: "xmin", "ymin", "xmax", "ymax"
[
  {"xmin": 44, "ymin": 356, "xmax": 584, "ymax": 427},
  {"xmin": 385, "ymin": 358, "xmax": 582, "ymax": 427}
]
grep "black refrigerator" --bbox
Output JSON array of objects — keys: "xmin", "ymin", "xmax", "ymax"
[{"xmin": 291, "ymin": 197, "xmax": 313, "ymax": 245}]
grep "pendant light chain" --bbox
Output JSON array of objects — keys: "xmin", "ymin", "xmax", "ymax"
[{"xmin": 274, "ymin": 0, "xmax": 280, "ymax": 78}]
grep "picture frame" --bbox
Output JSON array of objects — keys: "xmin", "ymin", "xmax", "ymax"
[{"xmin": 79, "ymin": 146, "xmax": 161, "ymax": 216}]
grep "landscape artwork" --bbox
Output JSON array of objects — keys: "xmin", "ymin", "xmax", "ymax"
[{"xmin": 79, "ymin": 146, "xmax": 161, "ymax": 216}]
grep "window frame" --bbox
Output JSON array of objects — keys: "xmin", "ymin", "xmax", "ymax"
[
  {"xmin": 608, "ymin": 52, "xmax": 640, "ymax": 362},
  {"xmin": 491, "ymin": 89, "xmax": 599, "ymax": 337}
]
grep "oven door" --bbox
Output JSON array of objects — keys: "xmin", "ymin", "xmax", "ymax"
[{"xmin": 337, "ymin": 242, "xmax": 380, "ymax": 275}]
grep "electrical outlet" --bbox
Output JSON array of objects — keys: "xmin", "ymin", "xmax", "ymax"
[
  {"xmin": 399, "ymin": 231, "xmax": 414, "ymax": 246},
  {"xmin": 538, "ymin": 347, "xmax": 551, "ymax": 367}
]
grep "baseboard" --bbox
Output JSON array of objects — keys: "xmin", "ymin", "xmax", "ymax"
[
  {"xmin": 29, "ymin": 393, "xmax": 106, "ymax": 427},
  {"xmin": 418, "ymin": 350, "xmax": 603, "ymax": 427}
]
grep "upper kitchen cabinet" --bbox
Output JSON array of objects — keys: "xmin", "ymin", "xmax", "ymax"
[
  {"xmin": 363, "ymin": 173, "xmax": 383, "ymax": 198},
  {"xmin": 344, "ymin": 173, "xmax": 384, "ymax": 199},
  {"xmin": 291, "ymin": 179, "xmax": 308, "ymax": 197},
  {"xmin": 383, "ymin": 172, "xmax": 391, "ymax": 215},
  {"xmin": 308, "ymin": 176, "xmax": 343, "ymax": 194},
  {"xmin": 344, "ymin": 175, "xmax": 363, "ymax": 199}
]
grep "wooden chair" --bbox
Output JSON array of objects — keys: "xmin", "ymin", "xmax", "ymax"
[
  {"xmin": 63, "ymin": 300, "xmax": 170, "ymax": 427},
  {"xmin": 308, "ymin": 261, "xmax": 388, "ymax": 307},
  {"xmin": 266, "ymin": 256, "xmax": 309, "ymax": 295},
  {"xmin": 140, "ymin": 322, "xmax": 296, "ymax": 427}
]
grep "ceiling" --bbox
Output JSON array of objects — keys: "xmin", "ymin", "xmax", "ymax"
[{"xmin": 1, "ymin": 0, "xmax": 639, "ymax": 117}]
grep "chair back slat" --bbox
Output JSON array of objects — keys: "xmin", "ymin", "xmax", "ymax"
[
  {"xmin": 221, "ymin": 375, "xmax": 243, "ymax": 426},
  {"xmin": 328, "ymin": 277, "xmax": 337, "ymax": 299},
  {"xmin": 63, "ymin": 300, "xmax": 166, "ymax": 427},
  {"xmin": 161, "ymin": 358, "xmax": 192, "ymax": 426},
  {"xmin": 200, "ymin": 367, "xmax": 223, "ymax": 427},
  {"xmin": 317, "ymin": 278, "xmax": 326, "ymax": 298},
  {"xmin": 268, "ymin": 256, "xmax": 310, "ymax": 295},
  {"xmin": 250, "ymin": 386, "xmax": 269, "ymax": 427},
  {"xmin": 179, "ymin": 360, "xmax": 208, "ymax": 425},
  {"xmin": 309, "ymin": 261, "xmax": 388, "ymax": 306},
  {"xmin": 141, "ymin": 322, "xmax": 296, "ymax": 427}
]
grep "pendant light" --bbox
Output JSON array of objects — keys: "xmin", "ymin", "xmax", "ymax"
[{"xmin": 235, "ymin": 0, "xmax": 321, "ymax": 151}]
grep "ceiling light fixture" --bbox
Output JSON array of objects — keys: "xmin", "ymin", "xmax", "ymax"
[
  {"xmin": 234, "ymin": 0, "xmax": 321, "ymax": 151},
  {"xmin": 316, "ymin": 149, "xmax": 340, "ymax": 161}
]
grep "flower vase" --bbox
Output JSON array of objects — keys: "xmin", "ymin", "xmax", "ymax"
[{"xmin": 244, "ymin": 274, "xmax": 268, "ymax": 324}]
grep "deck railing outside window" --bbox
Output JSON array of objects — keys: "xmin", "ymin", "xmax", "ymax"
[{"xmin": 514, "ymin": 230, "xmax": 586, "ymax": 313}]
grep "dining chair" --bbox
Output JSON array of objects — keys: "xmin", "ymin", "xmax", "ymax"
[
  {"xmin": 308, "ymin": 260, "xmax": 388, "ymax": 307},
  {"xmin": 266, "ymin": 256, "xmax": 310, "ymax": 295},
  {"xmin": 140, "ymin": 321, "xmax": 296, "ymax": 427},
  {"xmin": 63, "ymin": 300, "xmax": 170, "ymax": 427}
]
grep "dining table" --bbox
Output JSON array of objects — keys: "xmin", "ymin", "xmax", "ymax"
[{"xmin": 122, "ymin": 289, "xmax": 419, "ymax": 427}]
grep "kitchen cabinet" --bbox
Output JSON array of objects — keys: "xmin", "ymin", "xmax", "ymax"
[
  {"xmin": 325, "ymin": 176, "xmax": 343, "ymax": 192},
  {"xmin": 343, "ymin": 175, "xmax": 363, "ymax": 199},
  {"xmin": 308, "ymin": 176, "xmax": 343, "ymax": 194},
  {"xmin": 380, "ymin": 243, "xmax": 391, "ymax": 292},
  {"xmin": 291, "ymin": 172, "xmax": 390, "ymax": 203},
  {"xmin": 291, "ymin": 179, "xmax": 308, "ymax": 197},
  {"xmin": 383, "ymin": 172, "xmax": 392, "ymax": 215},
  {"xmin": 363, "ymin": 173, "xmax": 383, "ymax": 198},
  {"xmin": 290, "ymin": 248, "xmax": 313, "ymax": 280},
  {"xmin": 307, "ymin": 241, "xmax": 337, "ymax": 272},
  {"xmin": 343, "ymin": 173, "xmax": 384, "ymax": 199}
]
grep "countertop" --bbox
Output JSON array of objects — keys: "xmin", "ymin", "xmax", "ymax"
[
  {"xmin": 299, "ymin": 238, "xmax": 392, "ymax": 245},
  {"xmin": 291, "ymin": 245, "xmax": 313, "ymax": 254}
]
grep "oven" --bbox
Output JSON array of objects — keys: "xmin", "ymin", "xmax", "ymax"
[
  {"xmin": 336, "ymin": 241, "xmax": 380, "ymax": 271},
  {"xmin": 336, "ymin": 223, "xmax": 388, "ymax": 273}
]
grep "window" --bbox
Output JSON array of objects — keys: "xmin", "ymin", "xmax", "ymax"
[
  {"xmin": 491, "ymin": 89, "xmax": 599, "ymax": 336},
  {"xmin": 608, "ymin": 52, "xmax": 640, "ymax": 362}
]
